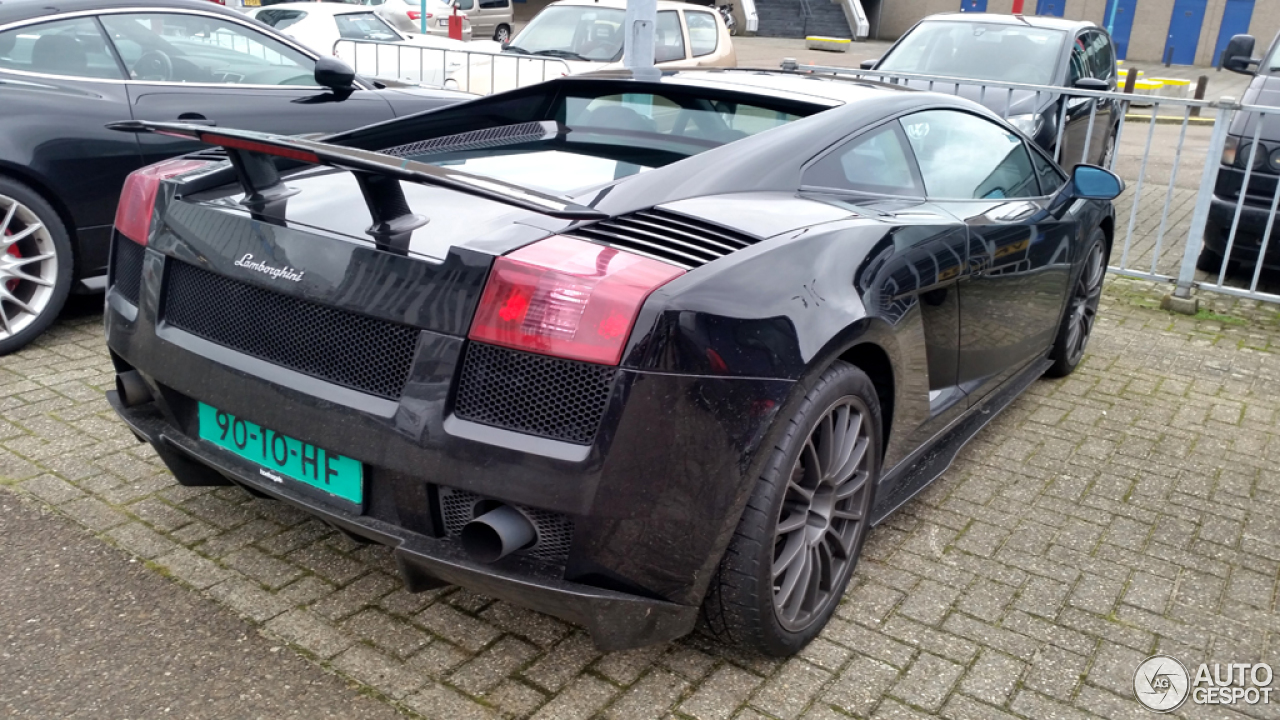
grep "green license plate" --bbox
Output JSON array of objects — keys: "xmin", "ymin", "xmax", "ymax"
[{"xmin": 197, "ymin": 403, "xmax": 362, "ymax": 505}]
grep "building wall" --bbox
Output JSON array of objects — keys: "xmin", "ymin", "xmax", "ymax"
[{"xmin": 876, "ymin": 0, "xmax": 1280, "ymax": 66}]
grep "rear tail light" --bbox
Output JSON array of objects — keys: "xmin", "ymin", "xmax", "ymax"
[
  {"xmin": 114, "ymin": 158, "xmax": 211, "ymax": 246},
  {"xmin": 469, "ymin": 236, "xmax": 684, "ymax": 366},
  {"xmin": 408, "ymin": 10, "xmax": 430, "ymax": 20}
]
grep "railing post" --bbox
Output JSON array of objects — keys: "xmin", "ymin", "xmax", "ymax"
[{"xmin": 1167, "ymin": 95, "xmax": 1238, "ymax": 313}]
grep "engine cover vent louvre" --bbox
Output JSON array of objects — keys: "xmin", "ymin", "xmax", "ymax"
[{"xmin": 572, "ymin": 207, "xmax": 758, "ymax": 270}]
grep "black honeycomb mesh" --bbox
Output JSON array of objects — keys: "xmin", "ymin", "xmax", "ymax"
[
  {"xmin": 454, "ymin": 342, "xmax": 616, "ymax": 445},
  {"xmin": 438, "ymin": 486, "xmax": 574, "ymax": 564},
  {"xmin": 111, "ymin": 236, "xmax": 145, "ymax": 306},
  {"xmin": 163, "ymin": 261, "xmax": 420, "ymax": 400}
]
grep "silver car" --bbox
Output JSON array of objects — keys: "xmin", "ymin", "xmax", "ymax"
[{"xmin": 363, "ymin": 0, "xmax": 473, "ymax": 41}]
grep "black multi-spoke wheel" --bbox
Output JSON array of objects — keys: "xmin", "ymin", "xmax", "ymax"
[
  {"xmin": 0, "ymin": 177, "xmax": 72, "ymax": 356},
  {"xmin": 702, "ymin": 361, "xmax": 880, "ymax": 656},
  {"xmin": 1046, "ymin": 227, "xmax": 1107, "ymax": 377}
]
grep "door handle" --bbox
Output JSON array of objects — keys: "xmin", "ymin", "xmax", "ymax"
[{"xmin": 177, "ymin": 113, "xmax": 216, "ymax": 126}]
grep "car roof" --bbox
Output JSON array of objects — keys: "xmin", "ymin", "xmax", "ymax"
[
  {"xmin": 254, "ymin": 2, "xmax": 382, "ymax": 15},
  {"xmin": 0, "ymin": 0, "xmax": 247, "ymax": 25},
  {"xmin": 543, "ymin": 0, "xmax": 707, "ymax": 11},
  {"xmin": 918, "ymin": 12, "xmax": 1099, "ymax": 34}
]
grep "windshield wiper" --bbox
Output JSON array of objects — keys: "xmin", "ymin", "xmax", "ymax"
[
  {"xmin": 529, "ymin": 49, "xmax": 589, "ymax": 61},
  {"xmin": 502, "ymin": 44, "xmax": 532, "ymax": 55}
]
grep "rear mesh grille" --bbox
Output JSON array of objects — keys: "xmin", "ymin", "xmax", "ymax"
[
  {"xmin": 111, "ymin": 236, "xmax": 145, "ymax": 306},
  {"xmin": 438, "ymin": 486, "xmax": 573, "ymax": 564},
  {"xmin": 163, "ymin": 261, "xmax": 420, "ymax": 400},
  {"xmin": 573, "ymin": 207, "xmax": 757, "ymax": 269},
  {"xmin": 454, "ymin": 343, "xmax": 616, "ymax": 445}
]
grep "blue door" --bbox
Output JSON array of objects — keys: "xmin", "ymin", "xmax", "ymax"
[
  {"xmin": 1165, "ymin": 0, "xmax": 1207, "ymax": 65},
  {"xmin": 1213, "ymin": 0, "xmax": 1255, "ymax": 66},
  {"xmin": 1036, "ymin": 0, "xmax": 1064, "ymax": 17},
  {"xmin": 959, "ymin": 0, "xmax": 987, "ymax": 12},
  {"xmin": 1103, "ymin": 0, "xmax": 1138, "ymax": 60}
]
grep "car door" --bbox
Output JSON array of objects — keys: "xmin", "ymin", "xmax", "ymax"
[
  {"xmin": 97, "ymin": 10, "xmax": 397, "ymax": 165},
  {"xmin": 654, "ymin": 10, "xmax": 696, "ymax": 68},
  {"xmin": 800, "ymin": 120, "xmax": 971, "ymax": 439},
  {"xmin": 683, "ymin": 8, "xmax": 724, "ymax": 68},
  {"xmin": 901, "ymin": 109, "xmax": 1078, "ymax": 405},
  {"xmin": 0, "ymin": 16, "xmax": 142, "ymax": 277}
]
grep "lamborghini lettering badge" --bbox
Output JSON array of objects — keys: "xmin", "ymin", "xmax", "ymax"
[{"xmin": 234, "ymin": 254, "xmax": 305, "ymax": 282}]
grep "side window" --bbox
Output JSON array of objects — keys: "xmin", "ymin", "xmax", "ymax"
[
  {"xmin": 0, "ymin": 17, "xmax": 124, "ymax": 80},
  {"xmin": 479, "ymin": 0, "xmax": 510, "ymax": 8},
  {"xmin": 455, "ymin": 0, "xmax": 475, "ymax": 11},
  {"xmin": 1089, "ymin": 32, "xmax": 1115, "ymax": 80},
  {"xmin": 686, "ymin": 11, "xmax": 718, "ymax": 57},
  {"xmin": 803, "ymin": 123, "xmax": 923, "ymax": 196},
  {"xmin": 901, "ymin": 110, "xmax": 1041, "ymax": 199},
  {"xmin": 1068, "ymin": 35, "xmax": 1087, "ymax": 85},
  {"xmin": 100, "ymin": 13, "xmax": 315, "ymax": 85},
  {"xmin": 654, "ymin": 11, "xmax": 685, "ymax": 63},
  {"xmin": 1028, "ymin": 145, "xmax": 1065, "ymax": 196}
]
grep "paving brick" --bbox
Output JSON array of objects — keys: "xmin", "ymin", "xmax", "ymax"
[
  {"xmin": 750, "ymin": 659, "xmax": 831, "ymax": 720},
  {"xmin": 21, "ymin": 474, "xmax": 84, "ymax": 504},
  {"xmin": 530, "ymin": 674, "xmax": 617, "ymax": 720},
  {"xmin": 153, "ymin": 547, "xmax": 229, "ymax": 589},
  {"xmin": 1023, "ymin": 644, "xmax": 1089, "ymax": 702},
  {"xmin": 890, "ymin": 652, "xmax": 962, "ymax": 713},
  {"xmin": 522, "ymin": 632, "xmax": 601, "ymax": 693},
  {"xmin": 105, "ymin": 521, "xmax": 178, "ymax": 560},
  {"xmin": 678, "ymin": 664, "xmax": 765, "ymax": 720},
  {"xmin": 344, "ymin": 608, "xmax": 431, "ymax": 659},
  {"xmin": 487, "ymin": 680, "xmax": 547, "ymax": 717},
  {"xmin": 478, "ymin": 602, "xmax": 573, "ymax": 649},
  {"xmin": 604, "ymin": 668, "xmax": 688, "ymax": 720},
  {"xmin": 417, "ymin": 602, "xmax": 502, "ymax": 654},
  {"xmin": 206, "ymin": 577, "xmax": 292, "ymax": 623},
  {"xmin": 263, "ymin": 609, "xmax": 354, "ymax": 660},
  {"xmin": 825, "ymin": 653, "xmax": 899, "ymax": 716},
  {"xmin": 332, "ymin": 644, "xmax": 426, "ymax": 699},
  {"xmin": 405, "ymin": 682, "xmax": 499, "ymax": 720},
  {"xmin": 960, "ymin": 649, "xmax": 1025, "ymax": 707},
  {"xmin": 450, "ymin": 635, "xmax": 538, "ymax": 695},
  {"xmin": 223, "ymin": 547, "xmax": 303, "ymax": 590},
  {"xmin": 898, "ymin": 579, "xmax": 963, "ymax": 626}
]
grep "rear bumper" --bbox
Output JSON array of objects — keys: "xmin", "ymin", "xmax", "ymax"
[{"xmin": 109, "ymin": 389, "xmax": 698, "ymax": 651}]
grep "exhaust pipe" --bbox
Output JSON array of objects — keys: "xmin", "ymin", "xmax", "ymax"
[
  {"xmin": 460, "ymin": 505, "xmax": 536, "ymax": 563},
  {"xmin": 116, "ymin": 370, "xmax": 154, "ymax": 408}
]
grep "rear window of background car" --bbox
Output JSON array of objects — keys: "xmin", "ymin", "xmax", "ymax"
[
  {"xmin": 686, "ymin": 11, "xmax": 719, "ymax": 57},
  {"xmin": 335, "ymin": 13, "xmax": 401, "ymax": 40},
  {"xmin": 255, "ymin": 9, "xmax": 307, "ymax": 30}
]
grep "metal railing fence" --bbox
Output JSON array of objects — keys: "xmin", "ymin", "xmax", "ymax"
[
  {"xmin": 781, "ymin": 62, "xmax": 1280, "ymax": 305},
  {"xmin": 334, "ymin": 40, "xmax": 571, "ymax": 96}
]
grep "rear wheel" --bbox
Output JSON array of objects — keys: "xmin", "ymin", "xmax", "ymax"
[
  {"xmin": 494, "ymin": 24, "xmax": 511, "ymax": 43},
  {"xmin": 702, "ymin": 361, "xmax": 880, "ymax": 656},
  {"xmin": 1046, "ymin": 228, "xmax": 1105, "ymax": 378},
  {"xmin": 0, "ymin": 177, "xmax": 72, "ymax": 355}
]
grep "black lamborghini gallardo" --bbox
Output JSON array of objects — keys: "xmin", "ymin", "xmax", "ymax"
[{"xmin": 104, "ymin": 69, "xmax": 1122, "ymax": 655}]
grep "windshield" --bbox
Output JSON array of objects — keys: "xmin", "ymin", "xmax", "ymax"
[
  {"xmin": 877, "ymin": 21, "xmax": 1066, "ymax": 85},
  {"xmin": 506, "ymin": 5, "xmax": 626, "ymax": 62},
  {"xmin": 1265, "ymin": 41, "xmax": 1280, "ymax": 73},
  {"xmin": 335, "ymin": 12, "xmax": 402, "ymax": 40}
]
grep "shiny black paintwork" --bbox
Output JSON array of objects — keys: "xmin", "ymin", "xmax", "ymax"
[
  {"xmin": 106, "ymin": 71, "xmax": 1115, "ymax": 649},
  {"xmin": 0, "ymin": 0, "xmax": 468, "ymax": 289},
  {"xmin": 870, "ymin": 13, "xmax": 1119, "ymax": 167}
]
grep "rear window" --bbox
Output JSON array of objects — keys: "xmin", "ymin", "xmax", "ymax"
[
  {"xmin": 562, "ymin": 92, "xmax": 801, "ymax": 147},
  {"xmin": 335, "ymin": 12, "xmax": 401, "ymax": 41},
  {"xmin": 255, "ymin": 9, "xmax": 307, "ymax": 30}
]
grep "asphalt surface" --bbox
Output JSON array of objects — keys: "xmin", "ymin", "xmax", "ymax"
[{"xmin": 0, "ymin": 488, "xmax": 408, "ymax": 720}]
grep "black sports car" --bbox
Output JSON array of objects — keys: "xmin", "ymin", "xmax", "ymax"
[
  {"xmin": 0, "ymin": 0, "xmax": 468, "ymax": 353},
  {"xmin": 104, "ymin": 69, "xmax": 1122, "ymax": 656}
]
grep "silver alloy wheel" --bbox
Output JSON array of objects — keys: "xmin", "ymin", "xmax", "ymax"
[
  {"xmin": 1064, "ymin": 240, "xmax": 1105, "ymax": 366},
  {"xmin": 0, "ymin": 194, "xmax": 58, "ymax": 341},
  {"xmin": 772, "ymin": 396, "xmax": 871, "ymax": 631},
  {"xmin": 495, "ymin": 25, "xmax": 510, "ymax": 43}
]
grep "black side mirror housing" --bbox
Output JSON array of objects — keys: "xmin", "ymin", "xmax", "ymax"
[
  {"xmin": 1070, "ymin": 164, "xmax": 1124, "ymax": 200},
  {"xmin": 1222, "ymin": 34, "xmax": 1259, "ymax": 74},
  {"xmin": 859, "ymin": 58, "xmax": 878, "ymax": 70},
  {"xmin": 1073, "ymin": 77, "xmax": 1109, "ymax": 91},
  {"xmin": 315, "ymin": 56, "xmax": 356, "ymax": 94}
]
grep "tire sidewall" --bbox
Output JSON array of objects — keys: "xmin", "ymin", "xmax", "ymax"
[
  {"xmin": 1046, "ymin": 226, "xmax": 1106, "ymax": 377},
  {"xmin": 750, "ymin": 362, "xmax": 883, "ymax": 655},
  {"xmin": 0, "ymin": 177, "xmax": 74, "ymax": 356}
]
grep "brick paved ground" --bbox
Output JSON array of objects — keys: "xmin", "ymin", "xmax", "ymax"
[{"xmin": 3, "ymin": 276, "xmax": 1280, "ymax": 720}]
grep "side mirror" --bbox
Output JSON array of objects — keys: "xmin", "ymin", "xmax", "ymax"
[
  {"xmin": 315, "ymin": 56, "xmax": 356, "ymax": 94},
  {"xmin": 859, "ymin": 58, "xmax": 878, "ymax": 70},
  {"xmin": 1071, "ymin": 165, "xmax": 1124, "ymax": 200},
  {"xmin": 1073, "ymin": 76, "xmax": 1109, "ymax": 91},
  {"xmin": 1222, "ymin": 34, "xmax": 1259, "ymax": 74}
]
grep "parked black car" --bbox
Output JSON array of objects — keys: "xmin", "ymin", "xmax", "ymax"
[
  {"xmin": 104, "ymin": 70, "xmax": 1122, "ymax": 655},
  {"xmin": 864, "ymin": 13, "xmax": 1120, "ymax": 170},
  {"xmin": 1203, "ymin": 32, "xmax": 1280, "ymax": 273},
  {"xmin": 0, "ymin": 0, "xmax": 468, "ymax": 353}
]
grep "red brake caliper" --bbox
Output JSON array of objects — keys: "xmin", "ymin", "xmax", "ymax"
[{"xmin": 4, "ymin": 231, "xmax": 18, "ymax": 293}]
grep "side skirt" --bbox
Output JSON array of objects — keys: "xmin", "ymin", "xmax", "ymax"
[{"xmin": 869, "ymin": 357, "xmax": 1053, "ymax": 525}]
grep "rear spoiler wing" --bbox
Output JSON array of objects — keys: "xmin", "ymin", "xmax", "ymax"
[{"xmin": 108, "ymin": 120, "xmax": 606, "ymax": 253}]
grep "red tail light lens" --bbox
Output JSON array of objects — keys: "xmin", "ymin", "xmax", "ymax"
[
  {"xmin": 114, "ymin": 158, "xmax": 210, "ymax": 246},
  {"xmin": 469, "ymin": 236, "xmax": 684, "ymax": 366},
  {"xmin": 408, "ymin": 10, "xmax": 427, "ymax": 20}
]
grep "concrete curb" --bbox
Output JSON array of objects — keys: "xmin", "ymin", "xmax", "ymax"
[{"xmin": 1124, "ymin": 113, "xmax": 1216, "ymax": 126}]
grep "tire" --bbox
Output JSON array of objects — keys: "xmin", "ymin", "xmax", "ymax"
[
  {"xmin": 701, "ymin": 360, "xmax": 881, "ymax": 657},
  {"xmin": 0, "ymin": 177, "xmax": 73, "ymax": 356},
  {"xmin": 1045, "ymin": 227, "xmax": 1106, "ymax": 378},
  {"xmin": 1100, "ymin": 129, "xmax": 1116, "ymax": 169},
  {"xmin": 494, "ymin": 24, "xmax": 511, "ymax": 43},
  {"xmin": 1196, "ymin": 245, "xmax": 1227, "ymax": 274}
]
